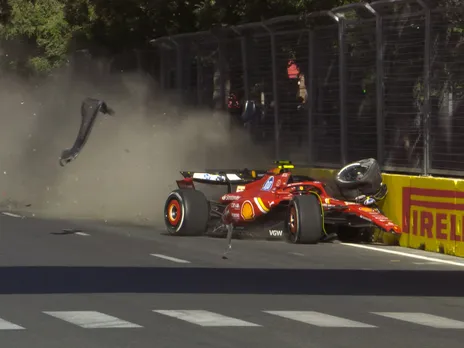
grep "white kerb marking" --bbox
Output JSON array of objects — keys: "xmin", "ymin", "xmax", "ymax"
[
  {"xmin": 150, "ymin": 254, "xmax": 190, "ymax": 264},
  {"xmin": 0, "ymin": 318, "xmax": 25, "ymax": 330},
  {"xmin": 1, "ymin": 212, "xmax": 22, "ymax": 218},
  {"xmin": 373, "ymin": 312, "xmax": 464, "ymax": 329},
  {"xmin": 43, "ymin": 311, "xmax": 142, "ymax": 329},
  {"xmin": 341, "ymin": 243, "xmax": 464, "ymax": 267},
  {"xmin": 153, "ymin": 310, "xmax": 261, "ymax": 327},
  {"xmin": 264, "ymin": 311, "xmax": 376, "ymax": 328}
]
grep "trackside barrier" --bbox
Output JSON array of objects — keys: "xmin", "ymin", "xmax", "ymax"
[{"xmin": 295, "ymin": 168, "xmax": 464, "ymax": 257}]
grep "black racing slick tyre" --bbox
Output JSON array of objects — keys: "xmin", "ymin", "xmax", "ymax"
[
  {"xmin": 335, "ymin": 158, "xmax": 382, "ymax": 191},
  {"xmin": 285, "ymin": 194, "xmax": 323, "ymax": 244},
  {"xmin": 164, "ymin": 189, "xmax": 209, "ymax": 236}
]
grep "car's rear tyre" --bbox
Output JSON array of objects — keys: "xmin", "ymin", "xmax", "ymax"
[
  {"xmin": 285, "ymin": 194, "xmax": 323, "ymax": 244},
  {"xmin": 164, "ymin": 189, "xmax": 209, "ymax": 236}
]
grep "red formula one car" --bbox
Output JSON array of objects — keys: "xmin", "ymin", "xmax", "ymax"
[{"xmin": 163, "ymin": 159, "xmax": 402, "ymax": 247}]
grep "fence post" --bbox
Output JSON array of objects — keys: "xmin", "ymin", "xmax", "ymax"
[
  {"xmin": 241, "ymin": 35, "xmax": 250, "ymax": 102},
  {"xmin": 332, "ymin": 4, "xmax": 383, "ymax": 167},
  {"xmin": 210, "ymin": 31, "xmax": 230, "ymax": 131},
  {"xmin": 337, "ymin": 17, "xmax": 348, "ymax": 166},
  {"xmin": 364, "ymin": 4, "xmax": 386, "ymax": 168},
  {"xmin": 218, "ymin": 39, "xmax": 227, "ymax": 111},
  {"xmin": 305, "ymin": 11, "xmax": 342, "ymax": 166},
  {"xmin": 416, "ymin": 0, "xmax": 432, "ymax": 176},
  {"xmin": 165, "ymin": 37, "xmax": 183, "ymax": 104},
  {"xmin": 324, "ymin": 9, "xmax": 347, "ymax": 166},
  {"xmin": 307, "ymin": 29, "xmax": 315, "ymax": 166},
  {"xmin": 232, "ymin": 27, "xmax": 250, "ymax": 103},
  {"xmin": 329, "ymin": 8, "xmax": 348, "ymax": 166},
  {"xmin": 261, "ymin": 22, "xmax": 280, "ymax": 160},
  {"xmin": 193, "ymin": 43, "xmax": 203, "ymax": 106},
  {"xmin": 149, "ymin": 38, "xmax": 175, "ymax": 91},
  {"xmin": 314, "ymin": 8, "xmax": 347, "ymax": 166}
]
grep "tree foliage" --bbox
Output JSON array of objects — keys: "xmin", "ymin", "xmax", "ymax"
[
  {"xmin": 0, "ymin": 0, "xmax": 461, "ymax": 75},
  {"xmin": 0, "ymin": 0, "xmax": 92, "ymax": 74},
  {"xmin": 0, "ymin": 0, "xmax": 356, "ymax": 75}
]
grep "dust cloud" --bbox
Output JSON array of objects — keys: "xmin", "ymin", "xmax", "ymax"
[{"xmin": 0, "ymin": 60, "xmax": 271, "ymax": 227}]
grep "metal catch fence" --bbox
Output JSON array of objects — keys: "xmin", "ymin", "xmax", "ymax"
[{"xmin": 150, "ymin": 0, "xmax": 464, "ymax": 177}]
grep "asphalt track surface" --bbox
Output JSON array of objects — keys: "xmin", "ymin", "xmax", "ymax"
[{"xmin": 1, "ymin": 212, "xmax": 464, "ymax": 348}]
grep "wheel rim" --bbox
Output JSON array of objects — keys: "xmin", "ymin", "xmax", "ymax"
[
  {"xmin": 289, "ymin": 206, "xmax": 298, "ymax": 234},
  {"xmin": 166, "ymin": 199, "xmax": 182, "ymax": 226}
]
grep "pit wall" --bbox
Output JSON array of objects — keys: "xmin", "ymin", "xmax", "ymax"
[{"xmin": 296, "ymin": 168, "xmax": 464, "ymax": 258}]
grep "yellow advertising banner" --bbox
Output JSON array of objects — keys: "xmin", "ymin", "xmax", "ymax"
[{"xmin": 407, "ymin": 176, "xmax": 460, "ymax": 255}]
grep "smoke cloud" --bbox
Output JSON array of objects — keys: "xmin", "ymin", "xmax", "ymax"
[{"xmin": 0, "ymin": 58, "xmax": 271, "ymax": 227}]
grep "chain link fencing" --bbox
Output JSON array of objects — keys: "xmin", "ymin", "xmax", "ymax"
[{"xmin": 150, "ymin": 0, "xmax": 464, "ymax": 177}]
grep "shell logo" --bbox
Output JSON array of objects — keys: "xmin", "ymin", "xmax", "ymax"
[
  {"xmin": 359, "ymin": 207, "xmax": 373, "ymax": 212},
  {"xmin": 241, "ymin": 200, "xmax": 255, "ymax": 220}
]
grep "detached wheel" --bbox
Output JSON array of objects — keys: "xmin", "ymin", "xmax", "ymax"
[
  {"xmin": 286, "ymin": 194, "xmax": 323, "ymax": 244},
  {"xmin": 335, "ymin": 158, "xmax": 382, "ymax": 191},
  {"xmin": 164, "ymin": 189, "xmax": 209, "ymax": 236}
]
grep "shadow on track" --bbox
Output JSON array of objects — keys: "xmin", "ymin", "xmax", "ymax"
[{"xmin": 0, "ymin": 266, "xmax": 463, "ymax": 296}]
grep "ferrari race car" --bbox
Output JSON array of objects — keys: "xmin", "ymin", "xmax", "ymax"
[
  {"xmin": 163, "ymin": 158, "xmax": 402, "ymax": 247},
  {"xmin": 57, "ymin": 99, "xmax": 400, "ymax": 247}
]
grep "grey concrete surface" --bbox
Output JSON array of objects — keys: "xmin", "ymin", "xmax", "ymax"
[{"xmin": 1, "ymin": 212, "xmax": 464, "ymax": 348}]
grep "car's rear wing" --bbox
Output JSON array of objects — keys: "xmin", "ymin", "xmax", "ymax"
[
  {"xmin": 177, "ymin": 161, "xmax": 296, "ymax": 192},
  {"xmin": 177, "ymin": 169, "xmax": 267, "ymax": 192},
  {"xmin": 180, "ymin": 170, "xmax": 267, "ymax": 183}
]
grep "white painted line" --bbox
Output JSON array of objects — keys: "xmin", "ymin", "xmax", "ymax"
[
  {"xmin": 373, "ymin": 312, "xmax": 464, "ymax": 329},
  {"xmin": 341, "ymin": 243, "xmax": 464, "ymax": 267},
  {"xmin": 150, "ymin": 254, "xmax": 191, "ymax": 264},
  {"xmin": 153, "ymin": 310, "xmax": 261, "ymax": 327},
  {"xmin": 1, "ymin": 212, "xmax": 22, "ymax": 218},
  {"xmin": 0, "ymin": 318, "xmax": 25, "ymax": 330},
  {"xmin": 413, "ymin": 262, "xmax": 443, "ymax": 265},
  {"xmin": 289, "ymin": 252, "xmax": 305, "ymax": 257},
  {"xmin": 264, "ymin": 311, "xmax": 376, "ymax": 328},
  {"xmin": 75, "ymin": 232, "xmax": 90, "ymax": 236},
  {"xmin": 43, "ymin": 311, "xmax": 143, "ymax": 329}
]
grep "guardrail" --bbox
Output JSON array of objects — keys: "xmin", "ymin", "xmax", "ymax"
[{"xmin": 150, "ymin": 0, "xmax": 464, "ymax": 178}]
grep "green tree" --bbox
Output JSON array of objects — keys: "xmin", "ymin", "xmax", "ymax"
[{"xmin": 1, "ymin": 0, "xmax": 75, "ymax": 74}]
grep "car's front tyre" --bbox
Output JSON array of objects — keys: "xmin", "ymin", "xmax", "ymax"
[{"xmin": 285, "ymin": 194, "xmax": 323, "ymax": 244}]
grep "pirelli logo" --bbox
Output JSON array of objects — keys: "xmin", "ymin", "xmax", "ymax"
[{"xmin": 402, "ymin": 187, "xmax": 463, "ymax": 241}]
